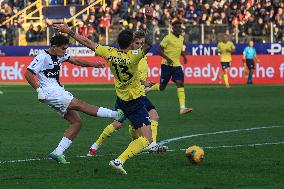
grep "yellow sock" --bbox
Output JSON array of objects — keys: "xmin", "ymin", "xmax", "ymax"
[
  {"xmin": 177, "ymin": 87, "xmax": 186, "ymax": 108},
  {"xmin": 95, "ymin": 124, "xmax": 116, "ymax": 145},
  {"xmin": 151, "ymin": 120, "xmax": 158, "ymax": 142},
  {"xmin": 151, "ymin": 83, "xmax": 160, "ymax": 91},
  {"xmin": 224, "ymin": 74, "xmax": 229, "ymax": 86},
  {"xmin": 128, "ymin": 125, "xmax": 139, "ymax": 141},
  {"xmin": 118, "ymin": 137, "xmax": 150, "ymax": 163}
]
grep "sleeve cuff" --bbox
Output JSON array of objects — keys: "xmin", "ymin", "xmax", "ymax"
[{"xmin": 27, "ymin": 68, "xmax": 36, "ymax": 75}]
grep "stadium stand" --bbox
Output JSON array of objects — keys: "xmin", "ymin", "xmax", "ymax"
[{"xmin": 0, "ymin": 0, "xmax": 283, "ymax": 46}]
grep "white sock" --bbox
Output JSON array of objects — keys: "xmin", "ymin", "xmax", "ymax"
[
  {"xmin": 180, "ymin": 105, "xmax": 185, "ymax": 109},
  {"xmin": 54, "ymin": 137, "xmax": 72, "ymax": 155},
  {"xmin": 91, "ymin": 143, "xmax": 99, "ymax": 150},
  {"xmin": 97, "ymin": 107, "xmax": 117, "ymax": 118}
]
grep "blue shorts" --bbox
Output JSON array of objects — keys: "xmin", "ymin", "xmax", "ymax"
[
  {"xmin": 221, "ymin": 62, "xmax": 231, "ymax": 70},
  {"xmin": 141, "ymin": 96, "xmax": 156, "ymax": 112},
  {"xmin": 160, "ymin": 64, "xmax": 184, "ymax": 85},
  {"xmin": 115, "ymin": 96, "xmax": 151, "ymax": 129},
  {"xmin": 246, "ymin": 59, "xmax": 255, "ymax": 70}
]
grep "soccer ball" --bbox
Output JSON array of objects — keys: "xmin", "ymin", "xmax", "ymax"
[{"xmin": 185, "ymin": 145, "xmax": 204, "ymax": 164}]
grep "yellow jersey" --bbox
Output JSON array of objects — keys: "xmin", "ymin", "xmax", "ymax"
[
  {"xmin": 95, "ymin": 45, "xmax": 145, "ymax": 101},
  {"xmin": 138, "ymin": 57, "xmax": 149, "ymax": 96},
  {"xmin": 160, "ymin": 33, "xmax": 184, "ymax": 67},
  {"xmin": 138, "ymin": 57, "xmax": 148, "ymax": 82},
  {"xmin": 217, "ymin": 41, "xmax": 235, "ymax": 62}
]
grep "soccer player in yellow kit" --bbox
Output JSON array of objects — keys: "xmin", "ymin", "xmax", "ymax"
[
  {"xmin": 146, "ymin": 20, "xmax": 192, "ymax": 115},
  {"xmin": 54, "ymin": 5, "xmax": 155, "ymax": 175},
  {"xmin": 217, "ymin": 34, "xmax": 235, "ymax": 88},
  {"xmin": 86, "ymin": 30, "xmax": 167, "ymax": 160}
]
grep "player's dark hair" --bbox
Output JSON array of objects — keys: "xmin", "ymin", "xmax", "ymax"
[
  {"xmin": 133, "ymin": 30, "xmax": 146, "ymax": 39},
  {"xmin": 171, "ymin": 20, "xmax": 182, "ymax": 26},
  {"xmin": 50, "ymin": 34, "xmax": 69, "ymax": 46},
  {"xmin": 117, "ymin": 29, "xmax": 133, "ymax": 49}
]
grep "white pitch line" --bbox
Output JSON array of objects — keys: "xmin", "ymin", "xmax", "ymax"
[
  {"xmin": 202, "ymin": 141, "xmax": 284, "ymax": 149},
  {"xmin": 160, "ymin": 125, "xmax": 284, "ymax": 145},
  {"xmin": 0, "ymin": 157, "xmax": 50, "ymax": 164},
  {"xmin": 173, "ymin": 141, "xmax": 284, "ymax": 151},
  {"xmin": 1, "ymin": 126, "xmax": 283, "ymax": 164}
]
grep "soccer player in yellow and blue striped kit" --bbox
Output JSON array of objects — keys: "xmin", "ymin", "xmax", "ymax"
[
  {"xmin": 217, "ymin": 34, "xmax": 235, "ymax": 88},
  {"xmin": 54, "ymin": 5, "xmax": 156, "ymax": 174},
  {"xmin": 146, "ymin": 20, "xmax": 192, "ymax": 115},
  {"xmin": 86, "ymin": 30, "xmax": 167, "ymax": 160}
]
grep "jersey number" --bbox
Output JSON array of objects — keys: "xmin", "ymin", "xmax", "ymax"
[{"xmin": 113, "ymin": 63, "xmax": 133, "ymax": 82}]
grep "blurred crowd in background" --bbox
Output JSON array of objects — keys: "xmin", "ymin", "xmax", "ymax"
[{"xmin": 0, "ymin": 0, "xmax": 283, "ymax": 45}]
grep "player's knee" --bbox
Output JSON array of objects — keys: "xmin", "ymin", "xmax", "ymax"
[
  {"xmin": 175, "ymin": 81, "xmax": 184, "ymax": 87},
  {"xmin": 153, "ymin": 114, "xmax": 159, "ymax": 121},
  {"xmin": 74, "ymin": 118, "xmax": 83, "ymax": 128},
  {"xmin": 113, "ymin": 120, "xmax": 122, "ymax": 130},
  {"xmin": 150, "ymin": 111, "xmax": 159, "ymax": 121},
  {"xmin": 68, "ymin": 99, "xmax": 83, "ymax": 110}
]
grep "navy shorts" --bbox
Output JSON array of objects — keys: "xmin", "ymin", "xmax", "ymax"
[
  {"xmin": 141, "ymin": 96, "xmax": 156, "ymax": 112},
  {"xmin": 115, "ymin": 96, "xmax": 151, "ymax": 129},
  {"xmin": 246, "ymin": 59, "xmax": 255, "ymax": 70},
  {"xmin": 221, "ymin": 62, "xmax": 231, "ymax": 70},
  {"xmin": 160, "ymin": 64, "xmax": 184, "ymax": 85}
]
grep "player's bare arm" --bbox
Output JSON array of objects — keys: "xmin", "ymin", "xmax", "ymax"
[
  {"xmin": 24, "ymin": 69, "xmax": 45, "ymax": 102},
  {"xmin": 181, "ymin": 45, "xmax": 188, "ymax": 64},
  {"xmin": 141, "ymin": 80, "xmax": 155, "ymax": 88},
  {"xmin": 24, "ymin": 69, "xmax": 40, "ymax": 90},
  {"xmin": 157, "ymin": 45, "xmax": 173, "ymax": 65},
  {"xmin": 142, "ymin": 5, "xmax": 154, "ymax": 54},
  {"xmin": 227, "ymin": 45, "xmax": 236, "ymax": 53},
  {"xmin": 68, "ymin": 57, "xmax": 105, "ymax": 68},
  {"xmin": 255, "ymin": 55, "xmax": 260, "ymax": 63},
  {"xmin": 53, "ymin": 23, "xmax": 98, "ymax": 52}
]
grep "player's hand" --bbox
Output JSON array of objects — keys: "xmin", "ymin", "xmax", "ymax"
[
  {"xmin": 93, "ymin": 62, "xmax": 105, "ymax": 68},
  {"xmin": 53, "ymin": 23, "xmax": 71, "ymax": 33},
  {"xmin": 144, "ymin": 4, "xmax": 154, "ymax": 20},
  {"xmin": 184, "ymin": 58, "xmax": 188, "ymax": 64},
  {"xmin": 143, "ymin": 80, "xmax": 155, "ymax": 87},
  {"xmin": 36, "ymin": 87, "xmax": 46, "ymax": 103}
]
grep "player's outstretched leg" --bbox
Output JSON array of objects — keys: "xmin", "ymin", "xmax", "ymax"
[
  {"xmin": 110, "ymin": 124, "xmax": 152, "ymax": 175},
  {"xmin": 145, "ymin": 83, "xmax": 160, "ymax": 93},
  {"xmin": 49, "ymin": 110, "xmax": 82, "ymax": 164},
  {"xmin": 223, "ymin": 68, "xmax": 231, "ymax": 88},
  {"xmin": 87, "ymin": 121, "xmax": 122, "ymax": 156},
  {"xmin": 68, "ymin": 98, "xmax": 125, "ymax": 120},
  {"xmin": 175, "ymin": 80, "xmax": 193, "ymax": 114}
]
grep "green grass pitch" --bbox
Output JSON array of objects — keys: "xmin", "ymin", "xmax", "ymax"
[{"xmin": 0, "ymin": 84, "xmax": 283, "ymax": 189}]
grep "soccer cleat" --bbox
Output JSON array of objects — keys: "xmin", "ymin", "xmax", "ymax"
[
  {"xmin": 49, "ymin": 151, "xmax": 70, "ymax": 164},
  {"xmin": 148, "ymin": 144, "xmax": 168, "ymax": 153},
  {"xmin": 115, "ymin": 109, "xmax": 126, "ymax": 123},
  {"xmin": 180, "ymin": 107, "xmax": 193, "ymax": 115},
  {"xmin": 109, "ymin": 159, "xmax": 127, "ymax": 175},
  {"xmin": 86, "ymin": 148, "xmax": 97, "ymax": 157}
]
